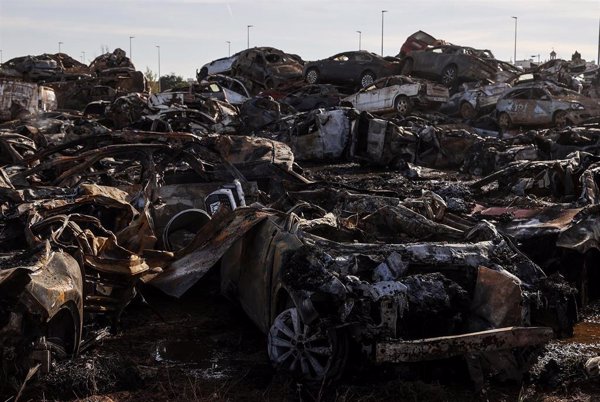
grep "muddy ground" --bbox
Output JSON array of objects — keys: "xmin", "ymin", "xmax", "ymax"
[{"xmin": 12, "ymin": 163, "xmax": 600, "ymax": 402}]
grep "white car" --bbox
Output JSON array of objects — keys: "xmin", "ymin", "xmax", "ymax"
[
  {"xmin": 197, "ymin": 53, "xmax": 240, "ymax": 79},
  {"xmin": 343, "ymin": 75, "xmax": 449, "ymax": 115}
]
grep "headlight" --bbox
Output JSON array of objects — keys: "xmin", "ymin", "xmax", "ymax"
[{"xmin": 571, "ymin": 103, "xmax": 585, "ymax": 110}]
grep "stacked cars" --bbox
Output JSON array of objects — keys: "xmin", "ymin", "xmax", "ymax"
[{"xmin": 1, "ymin": 38, "xmax": 600, "ymax": 399}]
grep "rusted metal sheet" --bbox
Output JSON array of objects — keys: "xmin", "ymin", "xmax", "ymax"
[
  {"xmin": 151, "ymin": 207, "xmax": 273, "ymax": 297},
  {"xmin": 375, "ymin": 326, "xmax": 554, "ymax": 363}
]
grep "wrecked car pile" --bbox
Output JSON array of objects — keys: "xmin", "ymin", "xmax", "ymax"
[{"xmin": 1, "ymin": 37, "xmax": 600, "ymax": 400}]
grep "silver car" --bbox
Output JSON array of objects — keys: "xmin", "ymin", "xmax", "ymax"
[
  {"xmin": 342, "ymin": 75, "xmax": 449, "ymax": 115},
  {"xmin": 496, "ymin": 81, "xmax": 600, "ymax": 129}
]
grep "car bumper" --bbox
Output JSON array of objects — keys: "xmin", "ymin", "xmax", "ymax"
[{"xmin": 374, "ymin": 326, "xmax": 554, "ymax": 363}]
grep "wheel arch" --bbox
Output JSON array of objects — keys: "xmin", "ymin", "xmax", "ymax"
[{"xmin": 46, "ymin": 300, "xmax": 81, "ymax": 357}]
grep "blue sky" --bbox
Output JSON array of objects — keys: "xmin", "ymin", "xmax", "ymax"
[{"xmin": 1, "ymin": 0, "xmax": 598, "ymax": 79}]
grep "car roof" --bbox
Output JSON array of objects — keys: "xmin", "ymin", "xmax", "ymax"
[{"xmin": 330, "ymin": 50, "xmax": 382, "ymax": 59}]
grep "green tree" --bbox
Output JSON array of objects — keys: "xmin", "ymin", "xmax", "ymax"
[
  {"xmin": 145, "ymin": 67, "xmax": 159, "ymax": 93},
  {"xmin": 160, "ymin": 73, "xmax": 186, "ymax": 91}
]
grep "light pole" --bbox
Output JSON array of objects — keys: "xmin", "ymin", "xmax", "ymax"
[
  {"xmin": 356, "ymin": 30, "xmax": 362, "ymax": 50},
  {"xmin": 129, "ymin": 36, "xmax": 135, "ymax": 61},
  {"xmin": 156, "ymin": 45, "xmax": 161, "ymax": 92},
  {"xmin": 0, "ymin": 50, "xmax": 3, "ymax": 65},
  {"xmin": 227, "ymin": 41, "xmax": 231, "ymax": 56},
  {"xmin": 511, "ymin": 16, "xmax": 517, "ymax": 65},
  {"xmin": 58, "ymin": 41, "xmax": 63, "ymax": 54},
  {"xmin": 247, "ymin": 25, "xmax": 253, "ymax": 49},
  {"xmin": 381, "ymin": 10, "xmax": 388, "ymax": 56},
  {"xmin": 81, "ymin": 51, "xmax": 86, "ymax": 63}
]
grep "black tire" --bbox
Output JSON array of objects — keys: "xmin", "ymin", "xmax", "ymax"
[
  {"xmin": 360, "ymin": 71, "xmax": 376, "ymax": 88},
  {"xmin": 305, "ymin": 68, "xmax": 319, "ymax": 85},
  {"xmin": 394, "ymin": 95, "xmax": 412, "ymax": 115},
  {"xmin": 401, "ymin": 58, "xmax": 414, "ymax": 75},
  {"xmin": 497, "ymin": 112, "xmax": 512, "ymax": 130},
  {"xmin": 441, "ymin": 64, "xmax": 458, "ymax": 86},
  {"xmin": 268, "ymin": 307, "xmax": 348, "ymax": 382},
  {"xmin": 460, "ymin": 102, "xmax": 477, "ymax": 119}
]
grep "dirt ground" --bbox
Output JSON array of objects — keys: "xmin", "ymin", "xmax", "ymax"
[
  {"xmin": 14, "ymin": 271, "xmax": 600, "ymax": 402},
  {"xmin": 12, "ymin": 163, "xmax": 600, "ymax": 402}
]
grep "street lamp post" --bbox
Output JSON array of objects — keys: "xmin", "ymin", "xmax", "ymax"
[
  {"xmin": 247, "ymin": 25, "xmax": 253, "ymax": 49},
  {"xmin": 58, "ymin": 41, "xmax": 63, "ymax": 54},
  {"xmin": 381, "ymin": 10, "xmax": 388, "ymax": 56},
  {"xmin": 129, "ymin": 36, "xmax": 135, "ymax": 61},
  {"xmin": 356, "ymin": 30, "xmax": 362, "ymax": 50},
  {"xmin": 156, "ymin": 45, "xmax": 161, "ymax": 92},
  {"xmin": 81, "ymin": 51, "xmax": 85, "ymax": 63},
  {"xmin": 511, "ymin": 16, "xmax": 518, "ymax": 65},
  {"xmin": 227, "ymin": 41, "xmax": 231, "ymax": 56},
  {"xmin": 0, "ymin": 50, "xmax": 3, "ymax": 65}
]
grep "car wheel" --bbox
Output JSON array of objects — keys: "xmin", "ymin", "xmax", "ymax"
[
  {"xmin": 401, "ymin": 58, "xmax": 413, "ymax": 75},
  {"xmin": 554, "ymin": 110, "xmax": 568, "ymax": 127},
  {"xmin": 441, "ymin": 64, "xmax": 458, "ymax": 86},
  {"xmin": 394, "ymin": 95, "xmax": 412, "ymax": 115},
  {"xmin": 268, "ymin": 307, "xmax": 347, "ymax": 381},
  {"xmin": 360, "ymin": 71, "xmax": 376, "ymax": 88},
  {"xmin": 460, "ymin": 102, "xmax": 477, "ymax": 119},
  {"xmin": 498, "ymin": 112, "xmax": 512, "ymax": 130},
  {"xmin": 305, "ymin": 68, "xmax": 319, "ymax": 84}
]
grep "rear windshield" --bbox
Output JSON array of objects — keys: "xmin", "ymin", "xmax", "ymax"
[{"xmin": 411, "ymin": 31, "xmax": 435, "ymax": 43}]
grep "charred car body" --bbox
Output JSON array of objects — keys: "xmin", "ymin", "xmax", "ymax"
[
  {"xmin": 230, "ymin": 47, "xmax": 304, "ymax": 94},
  {"xmin": 1, "ymin": 245, "xmax": 83, "ymax": 380},
  {"xmin": 496, "ymin": 80, "xmax": 600, "ymax": 129},
  {"xmin": 0, "ymin": 80, "xmax": 57, "ymax": 122},
  {"xmin": 281, "ymin": 84, "xmax": 341, "ymax": 111},
  {"xmin": 398, "ymin": 30, "xmax": 445, "ymax": 58},
  {"xmin": 402, "ymin": 45, "xmax": 518, "ymax": 87},
  {"xmin": 2, "ymin": 35, "xmax": 600, "ymax": 398},
  {"xmin": 441, "ymin": 81, "xmax": 511, "ymax": 119},
  {"xmin": 212, "ymin": 200, "xmax": 573, "ymax": 382}
]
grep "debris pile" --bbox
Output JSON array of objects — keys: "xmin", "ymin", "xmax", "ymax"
[{"xmin": 1, "ymin": 32, "xmax": 600, "ymax": 399}]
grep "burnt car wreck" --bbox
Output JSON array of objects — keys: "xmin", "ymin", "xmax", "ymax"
[{"xmin": 1, "ymin": 30, "xmax": 600, "ymax": 401}]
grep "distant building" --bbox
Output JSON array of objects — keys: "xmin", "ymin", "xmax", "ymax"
[
  {"xmin": 550, "ymin": 49, "xmax": 557, "ymax": 60},
  {"xmin": 515, "ymin": 59, "xmax": 534, "ymax": 69}
]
